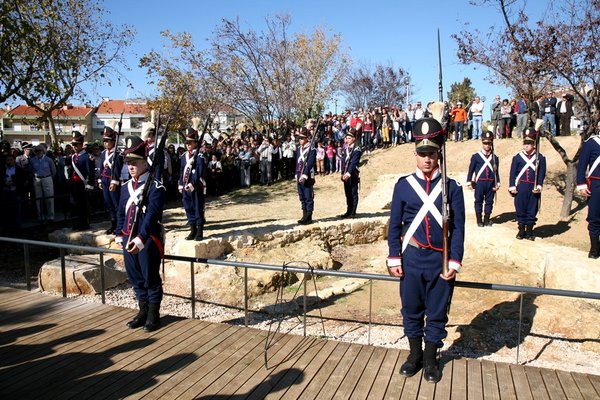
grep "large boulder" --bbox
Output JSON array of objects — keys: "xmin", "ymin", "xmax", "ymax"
[{"xmin": 38, "ymin": 254, "xmax": 126, "ymax": 295}]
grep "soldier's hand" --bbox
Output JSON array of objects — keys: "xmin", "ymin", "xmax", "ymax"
[
  {"xmin": 126, "ymin": 240, "xmax": 139, "ymax": 255},
  {"xmin": 299, "ymin": 177, "xmax": 306, "ymax": 184},
  {"xmin": 109, "ymin": 183, "xmax": 117, "ymax": 192},
  {"xmin": 532, "ymin": 188, "xmax": 541, "ymax": 194},
  {"xmin": 98, "ymin": 182, "xmax": 103, "ymax": 190},
  {"xmin": 440, "ymin": 269, "xmax": 457, "ymax": 281},
  {"xmin": 388, "ymin": 266, "xmax": 403, "ymax": 278},
  {"xmin": 468, "ymin": 182, "xmax": 474, "ymax": 190},
  {"xmin": 579, "ymin": 188, "xmax": 591, "ymax": 198}
]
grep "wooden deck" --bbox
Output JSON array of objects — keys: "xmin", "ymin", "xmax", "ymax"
[{"xmin": 1, "ymin": 286, "xmax": 598, "ymax": 399}]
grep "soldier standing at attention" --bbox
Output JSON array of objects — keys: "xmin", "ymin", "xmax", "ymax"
[
  {"xmin": 295, "ymin": 127, "xmax": 316, "ymax": 225},
  {"xmin": 98, "ymin": 124, "xmax": 122, "ymax": 234},
  {"xmin": 178, "ymin": 123, "xmax": 206, "ymax": 241},
  {"xmin": 69, "ymin": 131, "xmax": 95, "ymax": 230},
  {"xmin": 509, "ymin": 128, "xmax": 546, "ymax": 240},
  {"xmin": 466, "ymin": 129, "xmax": 500, "ymax": 227},
  {"xmin": 116, "ymin": 135, "xmax": 166, "ymax": 332},
  {"xmin": 576, "ymin": 122, "xmax": 600, "ymax": 258},
  {"xmin": 387, "ymin": 117, "xmax": 465, "ymax": 383},
  {"xmin": 340, "ymin": 127, "xmax": 362, "ymax": 218}
]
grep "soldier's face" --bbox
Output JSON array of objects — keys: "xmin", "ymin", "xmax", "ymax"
[
  {"xmin": 415, "ymin": 150, "xmax": 439, "ymax": 174},
  {"xmin": 523, "ymin": 143, "xmax": 535, "ymax": 153},
  {"xmin": 103, "ymin": 140, "xmax": 114, "ymax": 150},
  {"xmin": 127, "ymin": 159, "xmax": 148, "ymax": 179}
]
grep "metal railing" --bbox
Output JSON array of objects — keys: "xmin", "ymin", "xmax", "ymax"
[{"xmin": 1, "ymin": 236, "xmax": 599, "ymax": 365}]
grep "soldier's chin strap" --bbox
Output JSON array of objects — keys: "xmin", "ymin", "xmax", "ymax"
[{"xmin": 264, "ymin": 261, "xmax": 326, "ymax": 369}]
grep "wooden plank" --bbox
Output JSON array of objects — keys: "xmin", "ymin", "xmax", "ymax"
[
  {"xmin": 333, "ymin": 345, "xmax": 376, "ymax": 399},
  {"xmin": 187, "ymin": 331, "xmax": 297, "ymax": 400},
  {"xmin": 495, "ymin": 362, "xmax": 517, "ymax": 400},
  {"xmin": 434, "ymin": 357, "xmax": 454, "ymax": 400},
  {"xmin": 467, "ymin": 359, "xmax": 484, "ymax": 400},
  {"xmin": 397, "ymin": 366, "xmax": 421, "ymax": 400},
  {"xmin": 56, "ymin": 321, "xmax": 233, "ymax": 400},
  {"xmin": 152, "ymin": 325, "xmax": 264, "ymax": 399},
  {"xmin": 525, "ymin": 366, "xmax": 550, "ymax": 400},
  {"xmin": 349, "ymin": 346, "xmax": 387, "ymax": 400},
  {"xmin": 482, "ymin": 360, "xmax": 501, "ymax": 400},
  {"xmin": 241, "ymin": 337, "xmax": 326, "ymax": 400},
  {"xmin": 571, "ymin": 372, "xmax": 600, "ymax": 399},
  {"xmin": 555, "ymin": 370, "xmax": 583, "ymax": 400},
  {"xmin": 539, "ymin": 369, "xmax": 567, "ymax": 400},
  {"xmin": 295, "ymin": 341, "xmax": 352, "ymax": 400},
  {"xmin": 364, "ymin": 348, "xmax": 400, "ymax": 400},
  {"xmin": 198, "ymin": 331, "xmax": 306, "ymax": 399},
  {"xmin": 0, "ymin": 306, "xmax": 131, "ymax": 386},
  {"xmin": 416, "ymin": 373, "xmax": 436, "ymax": 400},
  {"xmin": 268, "ymin": 339, "xmax": 340, "ymax": 400},
  {"xmin": 43, "ymin": 319, "xmax": 200, "ymax": 399},
  {"xmin": 588, "ymin": 373, "xmax": 600, "ymax": 395},
  {"xmin": 106, "ymin": 323, "xmax": 251, "ymax": 399},
  {"xmin": 312, "ymin": 342, "xmax": 363, "ymax": 399},
  {"xmin": 510, "ymin": 364, "xmax": 532, "ymax": 400},
  {"xmin": 384, "ymin": 349, "xmax": 408, "ymax": 399},
  {"xmin": 450, "ymin": 358, "xmax": 468, "ymax": 400}
]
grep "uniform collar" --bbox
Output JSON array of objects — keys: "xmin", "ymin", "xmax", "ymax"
[
  {"xmin": 134, "ymin": 171, "xmax": 150, "ymax": 184},
  {"xmin": 415, "ymin": 167, "xmax": 440, "ymax": 181}
]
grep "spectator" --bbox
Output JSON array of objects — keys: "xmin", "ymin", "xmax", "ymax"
[
  {"xmin": 499, "ymin": 99, "xmax": 512, "ymax": 139},
  {"xmin": 557, "ymin": 93, "xmax": 574, "ymax": 136},
  {"xmin": 450, "ymin": 102, "xmax": 467, "ymax": 142},
  {"xmin": 469, "ymin": 96, "xmax": 484, "ymax": 140},
  {"xmin": 29, "ymin": 144, "xmax": 56, "ymax": 223},
  {"xmin": 515, "ymin": 94, "xmax": 529, "ymax": 139},
  {"xmin": 542, "ymin": 90, "xmax": 558, "ymax": 136},
  {"xmin": 0, "ymin": 153, "xmax": 28, "ymax": 231},
  {"xmin": 490, "ymin": 95, "xmax": 502, "ymax": 138}
]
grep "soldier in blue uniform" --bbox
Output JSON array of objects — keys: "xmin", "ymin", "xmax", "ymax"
[
  {"xmin": 576, "ymin": 122, "xmax": 600, "ymax": 258},
  {"xmin": 340, "ymin": 128, "xmax": 362, "ymax": 218},
  {"xmin": 509, "ymin": 129, "xmax": 546, "ymax": 240},
  {"xmin": 466, "ymin": 129, "xmax": 500, "ymax": 227},
  {"xmin": 98, "ymin": 125, "xmax": 123, "ymax": 234},
  {"xmin": 178, "ymin": 127, "xmax": 206, "ymax": 240},
  {"xmin": 387, "ymin": 117, "xmax": 465, "ymax": 383},
  {"xmin": 69, "ymin": 131, "xmax": 95, "ymax": 230},
  {"xmin": 116, "ymin": 135, "xmax": 166, "ymax": 332},
  {"xmin": 295, "ymin": 127, "xmax": 316, "ymax": 225}
]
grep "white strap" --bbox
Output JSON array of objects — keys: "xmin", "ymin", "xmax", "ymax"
[
  {"xmin": 514, "ymin": 152, "xmax": 536, "ymax": 186},
  {"xmin": 587, "ymin": 137, "xmax": 600, "ymax": 178},
  {"xmin": 71, "ymin": 154, "xmax": 86, "ymax": 183},
  {"xmin": 102, "ymin": 150, "xmax": 114, "ymax": 168},
  {"xmin": 401, "ymin": 175, "xmax": 442, "ymax": 254},
  {"xmin": 125, "ymin": 180, "xmax": 146, "ymax": 214},
  {"xmin": 183, "ymin": 152, "xmax": 195, "ymax": 182},
  {"xmin": 475, "ymin": 151, "xmax": 494, "ymax": 181}
]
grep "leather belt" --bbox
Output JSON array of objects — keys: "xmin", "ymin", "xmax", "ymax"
[
  {"xmin": 35, "ymin": 175, "xmax": 51, "ymax": 179},
  {"xmin": 407, "ymin": 238, "xmax": 428, "ymax": 250}
]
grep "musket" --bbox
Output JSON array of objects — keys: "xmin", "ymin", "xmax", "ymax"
[
  {"xmin": 110, "ymin": 97, "xmax": 127, "ymax": 184},
  {"xmin": 490, "ymin": 138, "xmax": 499, "ymax": 202},
  {"xmin": 184, "ymin": 115, "xmax": 212, "ymax": 187},
  {"xmin": 126, "ymin": 98, "xmax": 181, "ymax": 247},
  {"xmin": 437, "ymin": 29, "xmax": 450, "ymax": 277}
]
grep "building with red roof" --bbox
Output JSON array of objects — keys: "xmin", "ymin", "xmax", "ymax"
[{"xmin": 94, "ymin": 98, "xmax": 148, "ymax": 137}]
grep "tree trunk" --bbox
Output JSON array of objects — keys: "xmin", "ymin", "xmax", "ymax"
[
  {"xmin": 560, "ymin": 160, "xmax": 577, "ymax": 219},
  {"xmin": 47, "ymin": 115, "xmax": 59, "ymax": 149}
]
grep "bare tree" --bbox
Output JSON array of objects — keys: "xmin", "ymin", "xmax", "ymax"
[
  {"xmin": 343, "ymin": 62, "xmax": 410, "ymax": 110},
  {"xmin": 454, "ymin": 0, "xmax": 600, "ymax": 218}
]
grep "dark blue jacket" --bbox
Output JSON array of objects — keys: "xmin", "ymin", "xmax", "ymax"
[
  {"xmin": 467, "ymin": 151, "xmax": 500, "ymax": 184},
  {"xmin": 577, "ymin": 135, "xmax": 600, "ymax": 189},
  {"xmin": 509, "ymin": 150, "xmax": 546, "ymax": 190}
]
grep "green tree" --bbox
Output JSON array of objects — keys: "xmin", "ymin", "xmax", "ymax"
[
  {"xmin": 1, "ymin": 0, "xmax": 134, "ymax": 147},
  {"xmin": 447, "ymin": 78, "xmax": 477, "ymax": 107}
]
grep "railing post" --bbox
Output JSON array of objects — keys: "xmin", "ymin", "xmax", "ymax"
[
  {"xmin": 303, "ymin": 273, "xmax": 308, "ymax": 337},
  {"xmin": 190, "ymin": 261, "xmax": 195, "ymax": 319},
  {"xmin": 24, "ymin": 243, "xmax": 31, "ymax": 291},
  {"xmin": 99, "ymin": 252, "xmax": 106, "ymax": 304},
  {"xmin": 60, "ymin": 248, "xmax": 66, "ymax": 297},
  {"xmin": 368, "ymin": 279, "xmax": 373, "ymax": 346},
  {"xmin": 516, "ymin": 292, "xmax": 524, "ymax": 364},
  {"xmin": 244, "ymin": 267, "xmax": 248, "ymax": 327}
]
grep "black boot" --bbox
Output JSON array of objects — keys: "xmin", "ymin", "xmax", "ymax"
[
  {"xmin": 144, "ymin": 303, "xmax": 161, "ymax": 332},
  {"xmin": 195, "ymin": 225, "xmax": 204, "ymax": 241},
  {"xmin": 105, "ymin": 219, "xmax": 116, "ymax": 235},
  {"xmin": 476, "ymin": 213, "xmax": 484, "ymax": 227},
  {"xmin": 302, "ymin": 211, "xmax": 313, "ymax": 225},
  {"xmin": 589, "ymin": 233, "xmax": 600, "ymax": 259},
  {"xmin": 339, "ymin": 209, "xmax": 351, "ymax": 218},
  {"xmin": 516, "ymin": 224, "xmax": 525, "ymax": 240},
  {"xmin": 423, "ymin": 341, "xmax": 442, "ymax": 383},
  {"xmin": 483, "ymin": 213, "xmax": 492, "ymax": 226},
  {"xmin": 526, "ymin": 224, "xmax": 535, "ymax": 241},
  {"xmin": 297, "ymin": 211, "xmax": 307, "ymax": 224},
  {"xmin": 349, "ymin": 206, "xmax": 357, "ymax": 218},
  {"xmin": 126, "ymin": 301, "xmax": 148, "ymax": 329},
  {"xmin": 185, "ymin": 225, "xmax": 197, "ymax": 240},
  {"xmin": 399, "ymin": 338, "xmax": 423, "ymax": 377}
]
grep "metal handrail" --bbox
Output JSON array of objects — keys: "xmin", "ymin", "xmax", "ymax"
[{"xmin": 1, "ymin": 236, "xmax": 599, "ymax": 365}]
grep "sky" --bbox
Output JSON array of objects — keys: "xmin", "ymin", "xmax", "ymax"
[{"xmin": 97, "ymin": 0, "xmax": 517, "ymax": 119}]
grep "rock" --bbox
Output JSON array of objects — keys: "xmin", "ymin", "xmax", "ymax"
[
  {"xmin": 38, "ymin": 255, "xmax": 126, "ymax": 295},
  {"xmin": 48, "ymin": 226, "xmax": 114, "ymax": 252}
]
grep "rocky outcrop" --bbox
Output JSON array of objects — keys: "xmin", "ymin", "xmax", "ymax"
[{"xmin": 38, "ymin": 255, "xmax": 126, "ymax": 295}]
